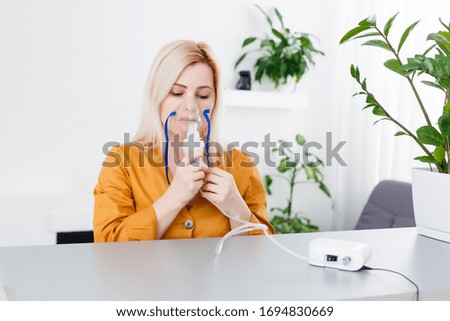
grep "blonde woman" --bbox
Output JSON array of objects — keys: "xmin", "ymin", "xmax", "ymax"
[{"xmin": 93, "ymin": 40, "xmax": 274, "ymax": 242}]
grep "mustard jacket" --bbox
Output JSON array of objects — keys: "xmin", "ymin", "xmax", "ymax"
[{"xmin": 93, "ymin": 144, "xmax": 275, "ymax": 242}]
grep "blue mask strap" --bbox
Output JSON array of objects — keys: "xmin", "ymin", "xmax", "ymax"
[
  {"xmin": 164, "ymin": 111, "xmax": 177, "ymax": 185},
  {"xmin": 203, "ymin": 109, "xmax": 211, "ymax": 168}
]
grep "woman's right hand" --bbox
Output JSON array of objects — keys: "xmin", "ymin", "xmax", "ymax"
[{"xmin": 167, "ymin": 151, "xmax": 207, "ymax": 207}]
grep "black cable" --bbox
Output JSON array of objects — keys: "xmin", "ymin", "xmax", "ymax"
[{"xmin": 361, "ymin": 266, "xmax": 419, "ymax": 301}]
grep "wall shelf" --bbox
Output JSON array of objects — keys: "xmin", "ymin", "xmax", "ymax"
[{"xmin": 223, "ymin": 89, "xmax": 307, "ymax": 109}]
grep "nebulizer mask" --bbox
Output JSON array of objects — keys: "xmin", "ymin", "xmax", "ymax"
[{"xmin": 163, "ymin": 100, "xmax": 211, "ymax": 185}]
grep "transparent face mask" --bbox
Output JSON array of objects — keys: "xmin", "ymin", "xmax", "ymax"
[{"xmin": 163, "ymin": 100, "xmax": 212, "ymax": 184}]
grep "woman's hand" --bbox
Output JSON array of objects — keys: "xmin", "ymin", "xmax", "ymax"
[
  {"xmin": 167, "ymin": 151, "xmax": 207, "ymax": 208},
  {"xmin": 200, "ymin": 167, "xmax": 251, "ymax": 223}
]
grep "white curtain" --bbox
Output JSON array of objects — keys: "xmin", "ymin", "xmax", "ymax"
[{"xmin": 331, "ymin": 0, "xmax": 449, "ymax": 229}]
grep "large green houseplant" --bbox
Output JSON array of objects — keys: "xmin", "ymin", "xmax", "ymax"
[
  {"xmin": 264, "ymin": 134, "xmax": 332, "ymax": 234},
  {"xmin": 235, "ymin": 5, "xmax": 324, "ymax": 90},
  {"xmin": 340, "ymin": 14, "xmax": 450, "ymax": 242}
]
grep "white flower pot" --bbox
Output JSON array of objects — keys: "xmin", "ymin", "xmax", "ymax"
[{"xmin": 412, "ymin": 168, "xmax": 450, "ymax": 242}]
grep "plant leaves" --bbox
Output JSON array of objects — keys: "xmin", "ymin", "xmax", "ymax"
[
  {"xmin": 352, "ymin": 32, "xmax": 381, "ymax": 40},
  {"xmin": 438, "ymin": 113, "xmax": 450, "ymax": 139},
  {"xmin": 340, "ymin": 24, "xmax": 372, "ymax": 44},
  {"xmin": 264, "ymin": 175, "xmax": 273, "ymax": 195},
  {"xmin": 274, "ymin": 7, "xmax": 284, "ymax": 29},
  {"xmin": 255, "ymin": 4, "xmax": 272, "ymax": 27},
  {"xmin": 421, "ymin": 80, "xmax": 445, "ymax": 91},
  {"xmin": 384, "ymin": 12, "xmax": 399, "ymax": 36},
  {"xmin": 395, "ymin": 131, "xmax": 408, "ymax": 136},
  {"xmin": 242, "ymin": 37, "xmax": 257, "ymax": 47},
  {"xmin": 362, "ymin": 39, "xmax": 391, "ymax": 51},
  {"xmin": 384, "ymin": 59, "xmax": 405, "ymax": 76},
  {"xmin": 414, "ymin": 155, "xmax": 437, "ymax": 164},
  {"xmin": 319, "ymin": 182, "xmax": 331, "ymax": 197},
  {"xmin": 416, "ymin": 125, "xmax": 444, "ymax": 146},
  {"xmin": 295, "ymin": 134, "xmax": 306, "ymax": 146},
  {"xmin": 397, "ymin": 20, "xmax": 420, "ymax": 53},
  {"xmin": 234, "ymin": 52, "xmax": 247, "ymax": 69},
  {"xmin": 272, "ymin": 28, "xmax": 287, "ymax": 43},
  {"xmin": 434, "ymin": 146, "xmax": 445, "ymax": 163},
  {"xmin": 372, "ymin": 106, "xmax": 387, "ymax": 116}
]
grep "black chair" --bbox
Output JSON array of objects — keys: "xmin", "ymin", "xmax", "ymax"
[
  {"xmin": 56, "ymin": 231, "xmax": 94, "ymax": 244},
  {"xmin": 355, "ymin": 180, "xmax": 416, "ymax": 230}
]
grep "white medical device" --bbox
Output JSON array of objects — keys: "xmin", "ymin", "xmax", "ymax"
[{"xmin": 308, "ymin": 238, "xmax": 372, "ymax": 271}]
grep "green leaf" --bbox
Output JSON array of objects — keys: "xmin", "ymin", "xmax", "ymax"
[
  {"xmin": 304, "ymin": 166, "xmax": 314, "ymax": 180},
  {"xmin": 398, "ymin": 20, "xmax": 420, "ymax": 53},
  {"xmin": 350, "ymin": 64, "xmax": 356, "ymax": 78},
  {"xmin": 319, "ymin": 182, "xmax": 331, "ymax": 198},
  {"xmin": 234, "ymin": 52, "xmax": 247, "ymax": 69},
  {"xmin": 242, "ymin": 37, "xmax": 257, "ymax": 47},
  {"xmin": 274, "ymin": 7, "xmax": 284, "ymax": 29},
  {"xmin": 340, "ymin": 24, "xmax": 372, "ymax": 44},
  {"xmin": 395, "ymin": 131, "xmax": 408, "ymax": 136},
  {"xmin": 421, "ymin": 80, "xmax": 445, "ymax": 91},
  {"xmin": 352, "ymin": 32, "xmax": 381, "ymax": 40},
  {"xmin": 372, "ymin": 106, "xmax": 387, "ymax": 116},
  {"xmin": 264, "ymin": 175, "xmax": 273, "ymax": 195},
  {"xmin": 414, "ymin": 155, "xmax": 437, "ymax": 164},
  {"xmin": 373, "ymin": 117, "xmax": 389, "ymax": 125},
  {"xmin": 438, "ymin": 113, "xmax": 450, "ymax": 139},
  {"xmin": 444, "ymin": 101, "xmax": 450, "ymax": 114},
  {"xmin": 361, "ymin": 39, "xmax": 391, "ymax": 52},
  {"xmin": 272, "ymin": 28, "xmax": 287, "ymax": 43},
  {"xmin": 383, "ymin": 12, "xmax": 399, "ymax": 37},
  {"xmin": 255, "ymin": 4, "xmax": 272, "ymax": 27},
  {"xmin": 434, "ymin": 146, "xmax": 445, "ymax": 163},
  {"xmin": 295, "ymin": 134, "xmax": 306, "ymax": 146},
  {"xmin": 384, "ymin": 59, "xmax": 405, "ymax": 76},
  {"xmin": 359, "ymin": 15, "xmax": 377, "ymax": 27},
  {"xmin": 277, "ymin": 158, "xmax": 293, "ymax": 173},
  {"xmin": 416, "ymin": 125, "xmax": 444, "ymax": 146}
]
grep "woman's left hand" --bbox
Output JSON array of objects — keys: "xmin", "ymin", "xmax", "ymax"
[{"xmin": 200, "ymin": 167, "xmax": 251, "ymax": 222}]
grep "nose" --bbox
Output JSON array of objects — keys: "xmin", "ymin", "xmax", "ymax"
[{"xmin": 178, "ymin": 94, "xmax": 200, "ymax": 121}]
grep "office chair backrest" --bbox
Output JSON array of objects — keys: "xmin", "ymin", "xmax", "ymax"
[{"xmin": 355, "ymin": 180, "xmax": 416, "ymax": 230}]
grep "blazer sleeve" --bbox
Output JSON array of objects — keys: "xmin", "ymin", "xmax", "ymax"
[
  {"xmin": 242, "ymin": 161, "xmax": 276, "ymax": 235},
  {"xmin": 93, "ymin": 146, "xmax": 158, "ymax": 242}
]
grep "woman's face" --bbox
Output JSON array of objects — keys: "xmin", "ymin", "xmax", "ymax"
[{"xmin": 160, "ymin": 62, "xmax": 216, "ymax": 139}]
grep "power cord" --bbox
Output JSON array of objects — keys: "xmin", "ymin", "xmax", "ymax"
[{"xmin": 361, "ymin": 266, "xmax": 419, "ymax": 301}]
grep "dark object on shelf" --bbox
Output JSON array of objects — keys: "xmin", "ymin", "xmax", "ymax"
[
  {"xmin": 57, "ymin": 231, "xmax": 94, "ymax": 244},
  {"xmin": 235, "ymin": 70, "xmax": 251, "ymax": 90}
]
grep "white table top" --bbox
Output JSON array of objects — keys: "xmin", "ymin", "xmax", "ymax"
[{"xmin": 0, "ymin": 227, "xmax": 448, "ymax": 300}]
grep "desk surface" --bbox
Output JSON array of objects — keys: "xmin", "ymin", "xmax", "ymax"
[{"xmin": 0, "ymin": 227, "xmax": 449, "ymax": 300}]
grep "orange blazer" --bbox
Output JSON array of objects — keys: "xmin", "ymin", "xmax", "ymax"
[{"xmin": 93, "ymin": 144, "xmax": 275, "ymax": 242}]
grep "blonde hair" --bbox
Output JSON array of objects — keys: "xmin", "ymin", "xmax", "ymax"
[{"xmin": 133, "ymin": 40, "xmax": 223, "ymax": 152}]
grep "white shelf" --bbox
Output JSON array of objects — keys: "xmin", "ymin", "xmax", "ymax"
[{"xmin": 223, "ymin": 89, "xmax": 307, "ymax": 109}]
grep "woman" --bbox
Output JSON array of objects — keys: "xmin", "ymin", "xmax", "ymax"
[{"xmin": 93, "ymin": 40, "xmax": 274, "ymax": 242}]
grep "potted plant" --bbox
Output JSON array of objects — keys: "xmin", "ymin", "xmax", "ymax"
[
  {"xmin": 340, "ymin": 14, "xmax": 450, "ymax": 242},
  {"xmin": 264, "ymin": 134, "xmax": 332, "ymax": 233},
  {"xmin": 235, "ymin": 5, "xmax": 324, "ymax": 91}
]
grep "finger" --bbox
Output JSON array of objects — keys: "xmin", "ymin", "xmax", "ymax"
[
  {"xmin": 203, "ymin": 173, "xmax": 221, "ymax": 185},
  {"xmin": 192, "ymin": 170, "xmax": 205, "ymax": 181},
  {"xmin": 180, "ymin": 150, "xmax": 205, "ymax": 166},
  {"xmin": 200, "ymin": 190, "xmax": 219, "ymax": 204},
  {"xmin": 201, "ymin": 182, "xmax": 221, "ymax": 194},
  {"xmin": 206, "ymin": 166, "xmax": 228, "ymax": 177}
]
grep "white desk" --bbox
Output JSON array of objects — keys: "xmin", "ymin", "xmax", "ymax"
[{"xmin": 0, "ymin": 228, "xmax": 448, "ymax": 300}]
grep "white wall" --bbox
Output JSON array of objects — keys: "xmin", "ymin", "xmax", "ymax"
[{"xmin": 0, "ymin": 0, "xmax": 448, "ymax": 246}]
